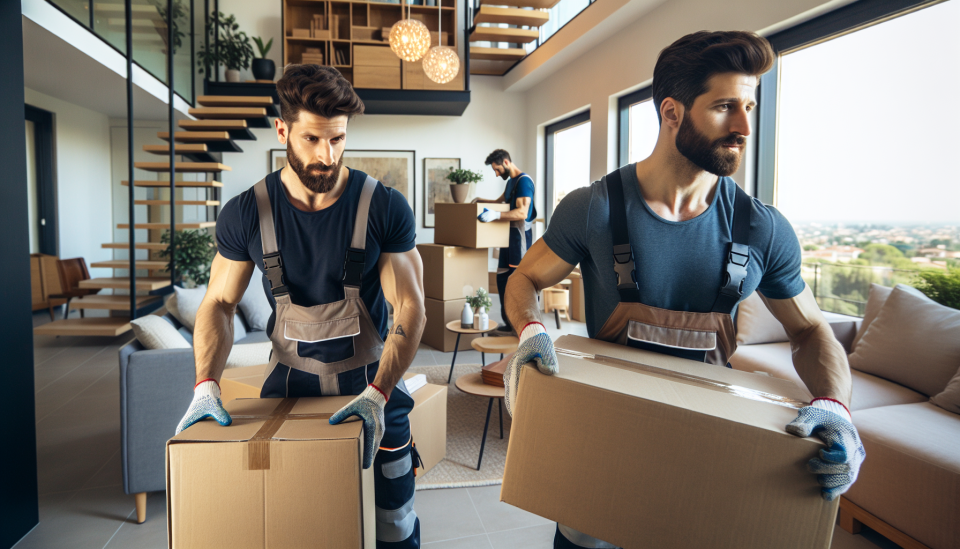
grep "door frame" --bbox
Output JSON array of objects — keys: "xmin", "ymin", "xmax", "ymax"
[{"xmin": 24, "ymin": 104, "xmax": 57, "ymax": 256}]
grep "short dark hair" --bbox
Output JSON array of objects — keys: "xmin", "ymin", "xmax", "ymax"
[
  {"xmin": 652, "ymin": 31, "xmax": 775, "ymax": 123},
  {"xmin": 276, "ymin": 64, "xmax": 364, "ymax": 124},
  {"xmin": 485, "ymin": 149, "xmax": 511, "ymax": 166}
]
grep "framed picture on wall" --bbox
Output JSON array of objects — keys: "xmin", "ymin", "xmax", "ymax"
[
  {"xmin": 269, "ymin": 149, "xmax": 287, "ymax": 173},
  {"xmin": 342, "ymin": 150, "xmax": 416, "ymax": 215},
  {"xmin": 422, "ymin": 158, "xmax": 460, "ymax": 228}
]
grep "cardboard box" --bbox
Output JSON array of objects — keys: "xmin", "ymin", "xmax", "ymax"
[
  {"xmin": 417, "ymin": 243, "xmax": 490, "ymax": 301},
  {"xmin": 403, "ymin": 373, "xmax": 447, "ymax": 476},
  {"xmin": 167, "ymin": 397, "xmax": 375, "ymax": 548},
  {"xmin": 220, "ymin": 363, "xmax": 268, "ymax": 403},
  {"xmin": 423, "ymin": 297, "xmax": 478, "ymax": 352},
  {"xmin": 434, "ymin": 203, "xmax": 510, "ymax": 249},
  {"xmin": 501, "ymin": 335, "xmax": 836, "ymax": 549},
  {"xmin": 568, "ymin": 272, "xmax": 585, "ymax": 321},
  {"xmin": 488, "ymin": 271, "xmax": 498, "ymax": 295}
]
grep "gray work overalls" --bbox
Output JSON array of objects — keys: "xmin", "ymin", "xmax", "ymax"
[{"xmin": 254, "ymin": 175, "xmax": 421, "ymax": 547}]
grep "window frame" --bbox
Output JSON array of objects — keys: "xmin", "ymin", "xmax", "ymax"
[
  {"xmin": 616, "ymin": 86, "xmax": 654, "ymax": 167},
  {"xmin": 545, "ymin": 109, "xmax": 591, "ymax": 226}
]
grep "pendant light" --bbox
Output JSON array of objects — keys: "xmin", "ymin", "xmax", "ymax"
[
  {"xmin": 389, "ymin": 1, "xmax": 431, "ymax": 63},
  {"xmin": 422, "ymin": 0, "xmax": 460, "ymax": 84}
]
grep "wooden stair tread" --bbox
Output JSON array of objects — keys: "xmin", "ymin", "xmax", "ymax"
[
  {"xmin": 79, "ymin": 277, "xmax": 172, "ymax": 290},
  {"xmin": 122, "ymin": 180, "xmax": 223, "ymax": 187},
  {"xmin": 115, "ymin": 222, "xmax": 216, "ymax": 230},
  {"xmin": 470, "ymin": 47, "xmax": 527, "ymax": 61},
  {"xmin": 159, "ymin": 131, "xmax": 231, "ymax": 142},
  {"xmin": 479, "ymin": 0, "xmax": 561, "ymax": 7},
  {"xmin": 34, "ymin": 317, "xmax": 132, "ymax": 337},
  {"xmin": 102, "ymin": 242, "xmax": 169, "ymax": 250},
  {"xmin": 91, "ymin": 259, "xmax": 170, "ymax": 269},
  {"xmin": 179, "ymin": 120, "xmax": 248, "ymax": 130},
  {"xmin": 470, "ymin": 27, "xmax": 540, "ymax": 44},
  {"xmin": 143, "ymin": 144, "xmax": 209, "ymax": 154},
  {"xmin": 70, "ymin": 295, "xmax": 161, "ymax": 311},
  {"xmin": 188, "ymin": 107, "xmax": 268, "ymax": 119},
  {"xmin": 134, "ymin": 162, "xmax": 231, "ymax": 172},
  {"xmin": 133, "ymin": 200, "xmax": 221, "ymax": 206},
  {"xmin": 198, "ymin": 96, "xmax": 274, "ymax": 107},
  {"xmin": 470, "ymin": 60, "xmax": 518, "ymax": 75},
  {"xmin": 474, "ymin": 6, "xmax": 550, "ymax": 27}
]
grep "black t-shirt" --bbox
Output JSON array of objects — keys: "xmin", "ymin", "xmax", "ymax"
[{"xmin": 216, "ymin": 168, "xmax": 416, "ymax": 343}]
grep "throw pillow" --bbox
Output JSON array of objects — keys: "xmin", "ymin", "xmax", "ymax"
[
  {"xmin": 931, "ymin": 367, "xmax": 960, "ymax": 414},
  {"xmin": 166, "ymin": 288, "xmax": 246, "ymax": 342},
  {"xmin": 849, "ymin": 284, "xmax": 960, "ymax": 397},
  {"xmin": 130, "ymin": 315, "xmax": 191, "ymax": 350},
  {"xmin": 238, "ymin": 275, "xmax": 272, "ymax": 332},
  {"xmin": 232, "ymin": 314, "xmax": 247, "ymax": 343},
  {"xmin": 851, "ymin": 284, "xmax": 893, "ymax": 351},
  {"xmin": 169, "ymin": 285, "xmax": 207, "ymax": 332},
  {"xmin": 736, "ymin": 291, "xmax": 789, "ymax": 345},
  {"xmin": 226, "ymin": 341, "xmax": 272, "ymax": 368}
]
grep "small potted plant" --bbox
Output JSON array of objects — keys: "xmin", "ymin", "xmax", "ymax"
[
  {"xmin": 196, "ymin": 12, "xmax": 254, "ymax": 82},
  {"xmin": 159, "ymin": 229, "xmax": 217, "ymax": 287},
  {"xmin": 446, "ymin": 168, "xmax": 483, "ymax": 203},
  {"xmin": 465, "ymin": 287, "xmax": 493, "ymax": 328},
  {"xmin": 251, "ymin": 36, "xmax": 275, "ymax": 81}
]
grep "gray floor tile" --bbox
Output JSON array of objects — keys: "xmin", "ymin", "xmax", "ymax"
[
  {"xmin": 415, "ymin": 487, "xmax": 486, "ymax": 543},
  {"xmin": 467, "ymin": 486, "xmax": 551, "ymax": 534},
  {"xmin": 487, "ymin": 524, "xmax": 556, "ymax": 548},
  {"xmin": 423, "ymin": 533, "xmax": 493, "ymax": 548},
  {"xmin": 13, "ymin": 486, "xmax": 135, "ymax": 549},
  {"xmin": 103, "ymin": 491, "xmax": 167, "ymax": 549},
  {"xmin": 411, "ymin": 348, "xmax": 440, "ymax": 366}
]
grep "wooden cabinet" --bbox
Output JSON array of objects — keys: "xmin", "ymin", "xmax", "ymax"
[{"xmin": 403, "ymin": 59, "xmax": 464, "ymax": 90}]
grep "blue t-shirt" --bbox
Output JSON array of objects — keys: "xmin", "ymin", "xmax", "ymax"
[
  {"xmin": 216, "ymin": 169, "xmax": 416, "ymax": 343},
  {"xmin": 505, "ymin": 173, "xmax": 536, "ymax": 223},
  {"xmin": 543, "ymin": 163, "xmax": 805, "ymax": 337}
]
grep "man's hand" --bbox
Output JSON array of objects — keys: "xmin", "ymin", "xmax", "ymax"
[
  {"xmin": 478, "ymin": 208, "xmax": 501, "ymax": 223},
  {"xmin": 504, "ymin": 322, "xmax": 558, "ymax": 416},
  {"xmin": 175, "ymin": 380, "xmax": 232, "ymax": 434},
  {"xmin": 785, "ymin": 398, "xmax": 866, "ymax": 501},
  {"xmin": 329, "ymin": 385, "xmax": 388, "ymax": 469}
]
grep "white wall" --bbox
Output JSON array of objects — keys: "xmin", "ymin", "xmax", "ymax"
[{"xmin": 24, "ymin": 88, "xmax": 114, "ymax": 278}]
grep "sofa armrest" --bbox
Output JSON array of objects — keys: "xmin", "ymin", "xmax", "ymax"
[
  {"xmin": 119, "ymin": 342, "xmax": 196, "ymax": 495},
  {"xmin": 822, "ymin": 312, "xmax": 863, "ymax": 354}
]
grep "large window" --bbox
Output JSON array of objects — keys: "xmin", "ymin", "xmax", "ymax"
[
  {"xmin": 617, "ymin": 87, "xmax": 660, "ymax": 166},
  {"xmin": 760, "ymin": 0, "xmax": 959, "ymax": 315},
  {"xmin": 545, "ymin": 111, "xmax": 591, "ymax": 224}
]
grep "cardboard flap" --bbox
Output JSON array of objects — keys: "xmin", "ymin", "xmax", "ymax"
[
  {"xmin": 290, "ymin": 396, "xmax": 355, "ymax": 415},
  {"xmin": 171, "ymin": 417, "xmax": 266, "ymax": 442},
  {"xmin": 226, "ymin": 397, "xmax": 286, "ymax": 416},
  {"xmin": 273, "ymin": 419, "xmax": 362, "ymax": 441}
]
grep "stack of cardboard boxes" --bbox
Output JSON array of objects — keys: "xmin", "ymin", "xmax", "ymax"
[{"xmin": 419, "ymin": 202, "xmax": 510, "ymax": 352}]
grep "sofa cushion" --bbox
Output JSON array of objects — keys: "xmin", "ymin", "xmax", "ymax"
[
  {"xmin": 851, "ymin": 284, "xmax": 893, "ymax": 351},
  {"xmin": 166, "ymin": 291, "xmax": 246, "ymax": 343},
  {"xmin": 849, "ymin": 284, "xmax": 960, "ymax": 397},
  {"xmin": 168, "ymin": 285, "xmax": 206, "ymax": 331},
  {"xmin": 239, "ymin": 275, "xmax": 272, "ymax": 332},
  {"xmin": 130, "ymin": 314, "xmax": 191, "ymax": 350},
  {"xmin": 225, "ymin": 341, "xmax": 272, "ymax": 369},
  {"xmin": 931, "ymin": 368, "xmax": 960, "ymax": 414},
  {"xmin": 736, "ymin": 292, "xmax": 789, "ymax": 345},
  {"xmin": 729, "ymin": 343, "xmax": 927, "ymax": 410},
  {"xmin": 846, "ymin": 402, "xmax": 960, "ymax": 549}
]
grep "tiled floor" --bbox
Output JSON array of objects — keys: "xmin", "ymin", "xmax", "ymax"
[{"xmin": 14, "ymin": 305, "xmax": 900, "ymax": 549}]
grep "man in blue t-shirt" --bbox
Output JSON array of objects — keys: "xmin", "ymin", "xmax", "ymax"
[
  {"xmin": 174, "ymin": 65, "xmax": 425, "ymax": 548},
  {"xmin": 473, "ymin": 149, "xmax": 537, "ymax": 332},
  {"xmin": 502, "ymin": 32, "xmax": 866, "ymax": 548}
]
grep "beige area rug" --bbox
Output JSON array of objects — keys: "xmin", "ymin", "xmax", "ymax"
[{"xmin": 410, "ymin": 364, "xmax": 513, "ymax": 491}]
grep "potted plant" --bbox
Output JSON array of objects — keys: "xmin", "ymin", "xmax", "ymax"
[
  {"xmin": 251, "ymin": 36, "xmax": 275, "ymax": 81},
  {"xmin": 446, "ymin": 168, "xmax": 483, "ymax": 203},
  {"xmin": 159, "ymin": 229, "xmax": 217, "ymax": 287},
  {"xmin": 196, "ymin": 12, "xmax": 254, "ymax": 82}
]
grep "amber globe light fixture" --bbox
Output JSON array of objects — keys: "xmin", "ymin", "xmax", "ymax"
[
  {"xmin": 389, "ymin": 18, "xmax": 431, "ymax": 62},
  {"xmin": 423, "ymin": 46, "xmax": 460, "ymax": 84}
]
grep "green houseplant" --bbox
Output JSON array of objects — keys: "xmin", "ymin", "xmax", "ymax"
[
  {"xmin": 159, "ymin": 230, "xmax": 217, "ymax": 287},
  {"xmin": 251, "ymin": 36, "xmax": 275, "ymax": 81},
  {"xmin": 465, "ymin": 287, "xmax": 492, "ymax": 312},
  {"xmin": 446, "ymin": 168, "xmax": 483, "ymax": 203},
  {"xmin": 196, "ymin": 12, "xmax": 254, "ymax": 82}
]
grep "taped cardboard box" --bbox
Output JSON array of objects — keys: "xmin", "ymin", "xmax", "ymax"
[
  {"xmin": 219, "ymin": 363, "xmax": 268, "ymax": 403},
  {"xmin": 404, "ymin": 373, "xmax": 447, "ymax": 476},
  {"xmin": 501, "ymin": 335, "xmax": 837, "ymax": 549},
  {"xmin": 434, "ymin": 203, "xmax": 510, "ymax": 249},
  {"xmin": 423, "ymin": 297, "xmax": 478, "ymax": 352},
  {"xmin": 167, "ymin": 397, "xmax": 375, "ymax": 548},
  {"xmin": 417, "ymin": 243, "xmax": 490, "ymax": 301}
]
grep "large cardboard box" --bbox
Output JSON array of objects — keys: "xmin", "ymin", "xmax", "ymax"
[
  {"xmin": 403, "ymin": 373, "xmax": 447, "ymax": 476},
  {"xmin": 488, "ymin": 271, "xmax": 499, "ymax": 295},
  {"xmin": 434, "ymin": 203, "xmax": 510, "ymax": 249},
  {"xmin": 501, "ymin": 335, "xmax": 837, "ymax": 549},
  {"xmin": 418, "ymin": 243, "xmax": 490, "ymax": 301},
  {"xmin": 423, "ymin": 297, "xmax": 478, "ymax": 352},
  {"xmin": 219, "ymin": 363, "xmax": 268, "ymax": 403},
  {"xmin": 167, "ymin": 397, "xmax": 375, "ymax": 548}
]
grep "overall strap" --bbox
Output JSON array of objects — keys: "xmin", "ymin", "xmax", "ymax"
[
  {"xmin": 606, "ymin": 168, "xmax": 642, "ymax": 303},
  {"xmin": 711, "ymin": 183, "xmax": 753, "ymax": 313},
  {"xmin": 343, "ymin": 175, "xmax": 379, "ymax": 289},
  {"xmin": 253, "ymin": 179, "xmax": 290, "ymax": 297}
]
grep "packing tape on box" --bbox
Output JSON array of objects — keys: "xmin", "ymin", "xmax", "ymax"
[
  {"xmin": 556, "ymin": 348, "xmax": 809, "ymax": 410},
  {"xmin": 230, "ymin": 398, "xmax": 336, "ymax": 470}
]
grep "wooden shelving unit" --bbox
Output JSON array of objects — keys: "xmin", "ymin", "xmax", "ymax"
[{"xmin": 283, "ymin": 0, "xmax": 463, "ymax": 91}]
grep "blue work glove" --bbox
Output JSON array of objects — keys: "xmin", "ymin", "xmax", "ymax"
[
  {"xmin": 478, "ymin": 208, "xmax": 501, "ymax": 223},
  {"xmin": 785, "ymin": 398, "xmax": 865, "ymax": 501},
  {"xmin": 504, "ymin": 322, "xmax": 558, "ymax": 417},
  {"xmin": 175, "ymin": 379, "xmax": 232, "ymax": 434},
  {"xmin": 329, "ymin": 385, "xmax": 388, "ymax": 469}
]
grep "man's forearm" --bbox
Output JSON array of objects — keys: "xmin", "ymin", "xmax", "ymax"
[
  {"xmin": 499, "ymin": 207, "xmax": 529, "ymax": 221},
  {"xmin": 373, "ymin": 300, "xmax": 426, "ymax": 395},
  {"xmin": 192, "ymin": 297, "xmax": 237, "ymax": 385},
  {"xmin": 504, "ymin": 269, "xmax": 543, "ymax": 333},
  {"xmin": 791, "ymin": 323, "xmax": 853, "ymax": 407}
]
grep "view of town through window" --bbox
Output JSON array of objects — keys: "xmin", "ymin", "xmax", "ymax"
[
  {"xmin": 628, "ymin": 99, "xmax": 659, "ymax": 163},
  {"xmin": 552, "ymin": 120, "xmax": 591, "ymax": 212},
  {"xmin": 777, "ymin": 0, "xmax": 960, "ymax": 315}
]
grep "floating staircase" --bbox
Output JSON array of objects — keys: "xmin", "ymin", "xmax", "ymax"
[
  {"xmin": 37, "ymin": 94, "xmax": 278, "ymax": 337},
  {"xmin": 468, "ymin": 0, "xmax": 559, "ymax": 76}
]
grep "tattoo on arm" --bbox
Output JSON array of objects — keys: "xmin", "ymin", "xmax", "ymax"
[{"xmin": 394, "ymin": 324, "xmax": 406, "ymax": 337}]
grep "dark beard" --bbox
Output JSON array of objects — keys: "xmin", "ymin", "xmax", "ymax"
[
  {"xmin": 286, "ymin": 142, "xmax": 342, "ymax": 194},
  {"xmin": 675, "ymin": 117, "xmax": 745, "ymax": 177}
]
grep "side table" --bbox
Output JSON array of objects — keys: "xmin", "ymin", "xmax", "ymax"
[
  {"xmin": 445, "ymin": 320, "xmax": 499, "ymax": 383},
  {"xmin": 454, "ymin": 372, "xmax": 504, "ymax": 470}
]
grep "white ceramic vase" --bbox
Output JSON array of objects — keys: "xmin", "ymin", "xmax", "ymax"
[{"xmin": 461, "ymin": 302, "xmax": 474, "ymax": 329}]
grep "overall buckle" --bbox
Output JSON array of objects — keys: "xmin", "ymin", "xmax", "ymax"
[
  {"xmin": 263, "ymin": 252, "xmax": 289, "ymax": 297},
  {"xmin": 719, "ymin": 243, "xmax": 750, "ymax": 298},
  {"xmin": 612, "ymin": 244, "xmax": 639, "ymax": 291},
  {"xmin": 343, "ymin": 248, "xmax": 365, "ymax": 288}
]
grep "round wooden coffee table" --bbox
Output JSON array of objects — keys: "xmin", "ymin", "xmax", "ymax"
[
  {"xmin": 471, "ymin": 336, "xmax": 519, "ymax": 366},
  {"xmin": 445, "ymin": 320, "xmax": 499, "ymax": 383},
  {"xmin": 454, "ymin": 372, "xmax": 504, "ymax": 470}
]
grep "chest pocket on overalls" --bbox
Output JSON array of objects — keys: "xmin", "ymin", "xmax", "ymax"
[
  {"xmin": 286, "ymin": 316, "xmax": 360, "ymax": 363},
  {"xmin": 625, "ymin": 321, "xmax": 717, "ymax": 362}
]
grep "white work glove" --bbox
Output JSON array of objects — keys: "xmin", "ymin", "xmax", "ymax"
[
  {"xmin": 785, "ymin": 398, "xmax": 866, "ymax": 501},
  {"xmin": 504, "ymin": 322, "xmax": 558, "ymax": 417},
  {"xmin": 478, "ymin": 208, "xmax": 501, "ymax": 223},
  {"xmin": 329, "ymin": 385, "xmax": 388, "ymax": 469},
  {"xmin": 175, "ymin": 379, "xmax": 232, "ymax": 434}
]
